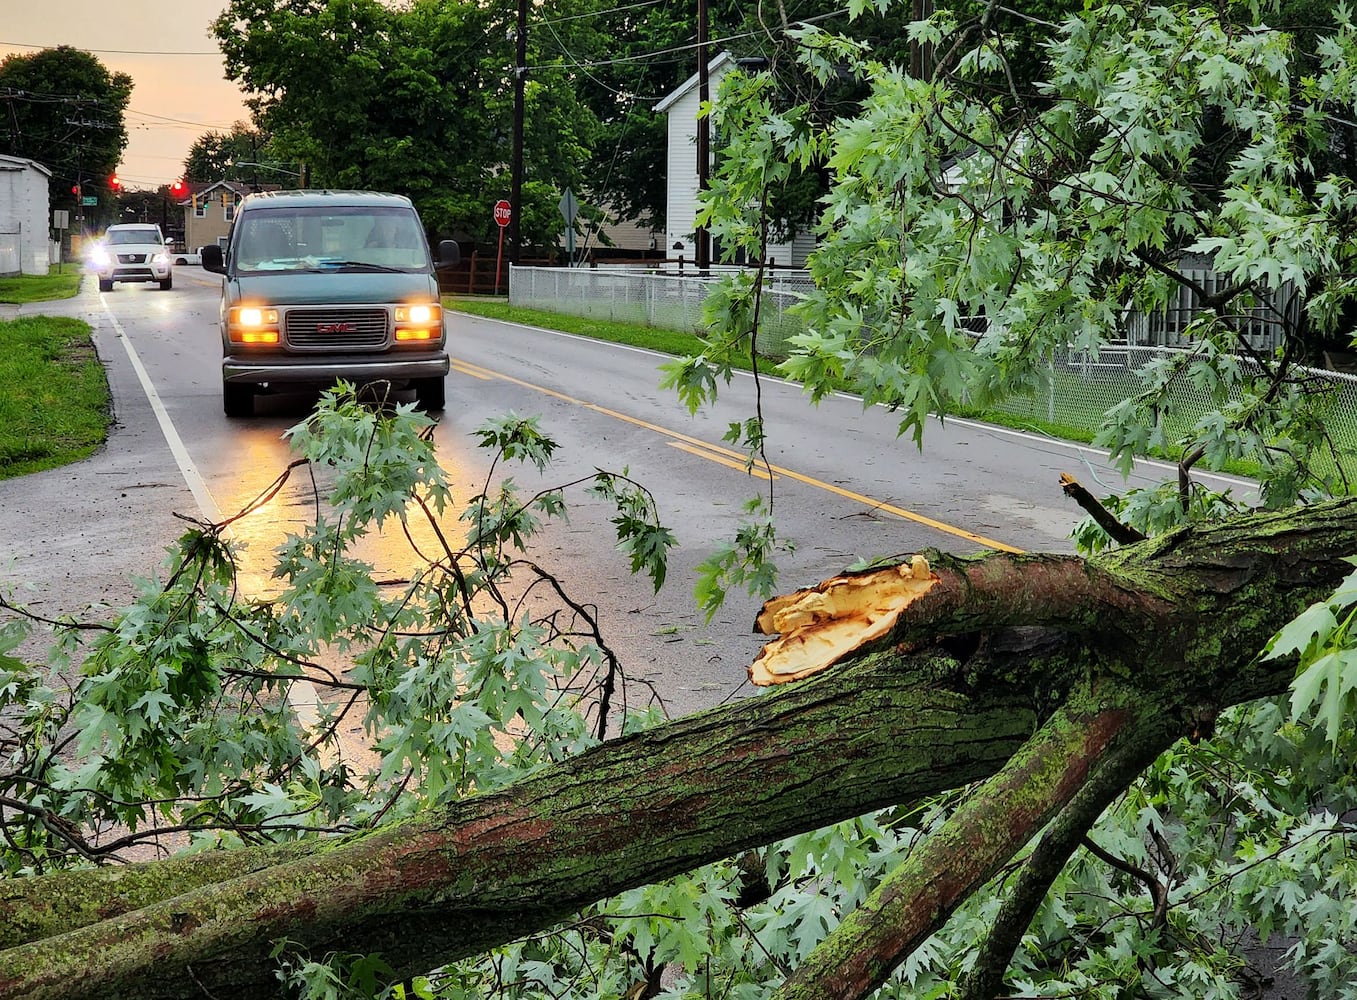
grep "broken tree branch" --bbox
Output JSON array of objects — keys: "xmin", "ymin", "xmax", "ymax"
[
  {"xmin": 956, "ymin": 700, "xmax": 1173, "ymax": 1000},
  {"xmin": 771, "ymin": 689, "xmax": 1182, "ymax": 1000},
  {"xmin": 1, "ymin": 649, "xmax": 1045, "ymax": 1000},
  {"xmin": 1060, "ymin": 472, "xmax": 1146, "ymax": 545}
]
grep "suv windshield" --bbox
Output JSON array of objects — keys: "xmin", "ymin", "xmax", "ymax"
[
  {"xmin": 106, "ymin": 228, "xmax": 162, "ymax": 246},
  {"xmin": 233, "ymin": 206, "xmax": 429, "ymax": 273}
]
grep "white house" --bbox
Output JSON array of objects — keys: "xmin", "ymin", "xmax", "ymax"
[
  {"xmin": 655, "ymin": 51, "xmax": 814, "ymax": 268},
  {"xmin": 0, "ymin": 154, "xmax": 53, "ymax": 276}
]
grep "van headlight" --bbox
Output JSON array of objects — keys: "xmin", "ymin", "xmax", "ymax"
[
  {"xmin": 228, "ymin": 306, "xmax": 281, "ymax": 345},
  {"xmin": 394, "ymin": 303, "xmax": 442, "ymax": 342}
]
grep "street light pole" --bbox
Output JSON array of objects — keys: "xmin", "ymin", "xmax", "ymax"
[{"xmin": 229, "ymin": 161, "xmax": 304, "ymax": 190}]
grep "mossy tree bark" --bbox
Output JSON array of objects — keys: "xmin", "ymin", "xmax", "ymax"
[{"xmin": 3, "ymin": 498, "xmax": 1355, "ymax": 1000}]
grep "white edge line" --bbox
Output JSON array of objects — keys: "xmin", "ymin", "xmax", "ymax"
[
  {"xmin": 104, "ymin": 298, "xmax": 322, "ymax": 725},
  {"xmin": 106, "ymin": 306, "xmax": 224, "ymax": 523}
]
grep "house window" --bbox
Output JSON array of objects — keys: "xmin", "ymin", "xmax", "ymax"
[
  {"xmin": 194, "ymin": 195, "xmax": 207, "ymax": 219},
  {"xmin": 224, "ymin": 194, "xmax": 237, "ymax": 223}
]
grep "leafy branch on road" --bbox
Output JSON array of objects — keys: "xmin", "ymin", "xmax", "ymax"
[{"xmin": 0, "ymin": 384, "xmax": 675, "ymax": 870}]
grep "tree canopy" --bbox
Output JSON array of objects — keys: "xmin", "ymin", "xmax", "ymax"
[
  {"xmin": 211, "ymin": 0, "xmax": 602, "ymax": 249},
  {"xmin": 0, "ymin": 46, "xmax": 131, "ymax": 214},
  {"xmin": 201, "ymin": 0, "xmax": 941, "ymax": 250},
  {"xmin": 9, "ymin": 1, "xmax": 1357, "ymax": 999}
]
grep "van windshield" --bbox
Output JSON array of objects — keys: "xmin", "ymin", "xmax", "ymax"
[{"xmin": 233, "ymin": 206, "xmax": 430, "ymax": 273}]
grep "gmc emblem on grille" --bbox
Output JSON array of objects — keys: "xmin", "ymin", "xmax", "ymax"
[{"xmin": 317, "ymin": 322, "xmax": 356, "ymax": 334}]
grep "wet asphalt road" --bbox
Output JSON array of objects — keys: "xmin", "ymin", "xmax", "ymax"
[{"xmin": 0, "ymin": 272, "xmax": 1255, "ymax": 716}]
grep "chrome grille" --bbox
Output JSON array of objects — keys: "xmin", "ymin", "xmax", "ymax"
[{"xmin": 285, "ymin": 309, "xmax": 389, "ymax": 350}]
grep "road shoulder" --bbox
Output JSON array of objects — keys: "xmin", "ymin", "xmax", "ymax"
[{"xmin": 0, "ymin": 282, "xmax": 199, "ymax": 637}]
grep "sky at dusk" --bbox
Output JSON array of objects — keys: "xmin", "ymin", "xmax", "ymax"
[{"xmin": 0, "ymin": 3, "xmax": 251, "ymax": 189}]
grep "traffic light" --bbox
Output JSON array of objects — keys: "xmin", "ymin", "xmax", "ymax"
[
  {"xmin": 109, "ymin": 174, "xmax": 120, "ymax": 191},
  {"xmin": 170, "ymin": 178, "xmax": 186, "ymax": 197},
  {"xmin": 71, "ymin": 184, "xmax": 80, "ymax": 195}
]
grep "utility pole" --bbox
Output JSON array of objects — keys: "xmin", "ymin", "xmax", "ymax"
[
  {"xmin": 510, "ymin": 0, "xmax": 527, "ymax": 267},
  {"xmin": 911, "ymin": 0, "xmax": 935, "ymax": 78},
  {"xmin": 694, "ymin": 0, "xmax": 710, "ymax": 270}
]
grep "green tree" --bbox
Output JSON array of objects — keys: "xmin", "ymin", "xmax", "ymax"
[
  {"xmin": 5, "ymin": 391, "xmax": 1357, "ymax": 1000},
  {"xmin": 561, "ymin": 0, "xmax": 1086, "ymax": 253},
  {"xmin": 551, "ymin": 0, "xmax": 737, "ymax": 234},
  {"xmin": 212, "ymin": 0, "xmax": 601, "ymax": 251},
  {"xmin": 0, "ymin": 46, "xmax": 131, "ymax": 214},
  {"xmin": 12, "ymin": 4, "xmax": 1357, "ymax": 1000},
  {"xmin": 183, "ymin": 122, "xmax": 276, "ymax": 184}
]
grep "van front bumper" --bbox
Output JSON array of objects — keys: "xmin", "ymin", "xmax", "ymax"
[{"xmin": 223, "ymin": 352, "xmax": 449, "ymax": 386}]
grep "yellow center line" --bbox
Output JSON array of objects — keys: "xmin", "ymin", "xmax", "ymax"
[
  {"xmin": 669, "ymin": 441, "xmax": 778, "ymax": 480},
  {"xmin": 449, "ymin": 356, "xmax": 1024, "ymax": 553},
  {"xmin": 451, "ymin": 361, "xmax": 493, "ymax": 380}
]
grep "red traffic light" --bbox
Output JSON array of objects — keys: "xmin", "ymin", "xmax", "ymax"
[
  {"xmin": 109, "ymin": 174, "xmax": 120, "ymax": 190},
  {"xmin": 170, "ymin": 179, "xmax": 186, "ymax": 196},
  {"xmin": 71, "ymin": 184, "xmax": 79, "ymax": 195}
]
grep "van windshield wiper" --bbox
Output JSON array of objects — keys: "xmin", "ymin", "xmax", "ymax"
[{"xmin": 310, "ymin": 260, "xmax": 408, "ymax": 273}]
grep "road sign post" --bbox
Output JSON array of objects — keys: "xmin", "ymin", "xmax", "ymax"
[
  {"xmin": 52, "ymin": 210, "xmax": 70, "ymax": 273},
  {"xmin": 493, "ymin": 199, "xmax": 512, "ymax": 295},
  {"xmin": 558, "ymin": 188, "xmax": 579, "ymax": 265}
]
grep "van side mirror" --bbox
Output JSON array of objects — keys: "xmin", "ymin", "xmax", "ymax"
[
  {"xmin": 202, "ymin": 244, "xmax": 225, "ymax": 274},
  {"xmin": 436, "ymin": 239, "xmax": 460, "ymax": 269}
]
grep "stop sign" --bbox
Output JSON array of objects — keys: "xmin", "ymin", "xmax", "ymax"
[{"xmin": 493, "ymin": 199, "xmax": 512, "ymax": 228}]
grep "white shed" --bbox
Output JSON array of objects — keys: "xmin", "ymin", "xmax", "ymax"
[
  {"xmin": 0, "ymin": 154, "xmax": 53, "ymax": 276},
  {"xmin": 655, "ymin": 52, "xmax": 814, "ymax": 268}
]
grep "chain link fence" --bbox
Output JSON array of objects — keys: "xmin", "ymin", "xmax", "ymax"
[
  {"xmin": 993, "ymin": 345, "xmax": 1357, "ymax": 485},
  {"xmin": 508, "ymin": 264, "xmax": 1357, "ymax": 485}
]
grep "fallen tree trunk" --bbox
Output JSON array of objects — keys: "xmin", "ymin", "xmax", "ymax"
[
  {"xmin": 3, "ymin": 497, "xmax": 1355, "ymax": 1000},
  {"xmin": 0, "ymin": 649, "xmax": 1049, "ymax": 1000}
]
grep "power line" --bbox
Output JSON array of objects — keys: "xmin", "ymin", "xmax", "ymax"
[
  {"xmin": 0, "ymin": 87, "xmax": 102, "ymax": 105},
  {"xmin": 126, "ymin": 108, "xmax": 242, "ymax": 130},
  {"xmin": 534, "ymin": 0, "xmax": 669, "ymax": 27},
  {"xmin": 537, "ymin": 16, "xmax": 668, "ymax": 101},
  {"xmin": 525, "ymin": 9, "xmax": 849, "ymax": 71},
  {"xmin": 0, "ymin": 39, "xmax": 221, "ymax": 57}
]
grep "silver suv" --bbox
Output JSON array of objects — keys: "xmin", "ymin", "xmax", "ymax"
[{"xmin": 88, "ymin": 224, "xmax": 173, "ymax": 292}]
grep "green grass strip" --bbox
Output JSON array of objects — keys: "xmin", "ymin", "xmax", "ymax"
[
  {"xmin": 0, "ymin": 316, "xmax": 110, "ymax": 479},
  {"xmin": 446, "ymin": 297, "xmax": 708, "ymax": 358},
  {"xmin": 0, "ymin": 269, "xmax": 84, "ymax": 304}
]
